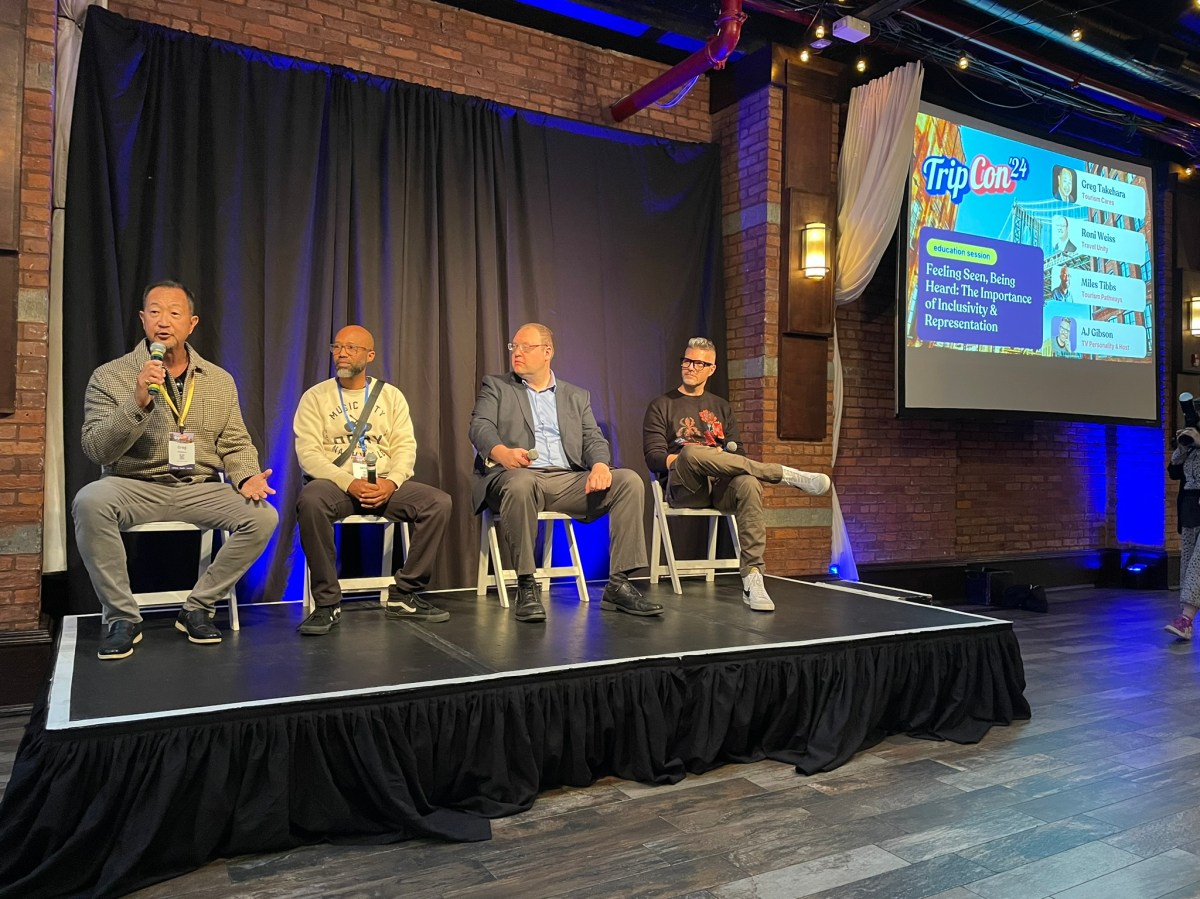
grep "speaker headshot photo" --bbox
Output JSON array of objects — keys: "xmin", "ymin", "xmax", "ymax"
[
  {"xmin": 1052, "ymin": 165, "xmax": 1077, "ymax": 203},
  {"xmin": 1051, "ymin": 265, "xmax": 1072, "ymax": 302},
  {"xmin": 1051, "ymin": 214, "xmax": 1077, "ymax": 256},
  {"xmin": 1051, "ymin": 315, "xmax": 1077, "ymax": 356}
]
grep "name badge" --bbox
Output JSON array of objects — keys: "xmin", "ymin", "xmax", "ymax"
[
  {"xmin": 351, "ymin": 452, "xmax": 367, "ymax": 480},
  {"xmin": 169, "ymin": 431, "xmax": 196, "ymax": 472}
]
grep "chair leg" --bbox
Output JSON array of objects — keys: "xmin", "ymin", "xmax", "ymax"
[
  {"xmin": 563, "ymin": 520, "xmax": 589, "ymax": 603},
  {"xmin": 727, "ymin": 515, "xmax": 741, "ymax": 569},
  {"xmin": 704, "ymin": 517, "xmax": 719, "ymax": 583},
  {"xmin": 379, "ymin": 522, "xmax": 395, "ymax": 605},
  {"xmin": 476, "ymin": 516, "xmax": 491, "ymax": 598},
  {"xmin": 228, "ymin": 582, "xmax": 240, "ymax": 630},
  {"xmin": 659, "ymin": 511, "xmax": 683, "ymax": 595},
  {"xmin": 487, "ymin": 517, "xmax": 510, "ymax": 608},
  {"xmin": 538, "ymin": 520, "xmax": 553, "ymax": 593},
  {"xmin": 197, "ymin": 529, "xmax": 213, "ymax": 586},
  {"xmin": 650, "ymin": 511, "xmax": 663, "ymax": 585}
]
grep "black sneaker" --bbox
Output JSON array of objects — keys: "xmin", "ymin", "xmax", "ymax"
[
  {"xmin": 513, "ymin": 580, "xmax": 546, "ymax": 622},
  {"xmin": 600, "ymin": 579, "xmax": 663, "ymax": 617},
  {"xmin": 298, "ymin": 604, "xmax": 341, "ymax": 635},
  {"xmin": 386, "ymin": 590, "xmax": 450, "ymax": 622},
  {"xmin": 175, "ymin": 608, "xmax": 222, "ymax": 644},
  {"xmin": 97, "ymin": 620, "xmax": 143, "ymax": 660}
]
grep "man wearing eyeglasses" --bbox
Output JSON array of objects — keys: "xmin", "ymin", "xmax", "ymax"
[
  {"xmin": 292, "ymin": 325, "xmax": 452, "ymax": 635},
  {"xmin": 643, "ymin": 337, "xmax": 831, "ymax": 611},
  {"xmin": 469, "ymin": 322, "xmax": 659, "ymax": 622}
]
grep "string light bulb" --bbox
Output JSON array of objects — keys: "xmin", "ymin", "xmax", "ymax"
[
  {"xmin": 1070, "ymin": 24, "xmax": 1083, "ymax": 41},
  {"xmin": 855, "ymin": 57, "xmax": 867, "ymax": 73},
  {"xmin": 800, "ymin": 48, "xmax": 811, "ymax": 63},
  {"xmin": 813, "ymin": 22, "xmax": 826, "ymax": 40},
  {"xmin": 957, "ymin": 53, "xmax": 970, "ymax": 70}
]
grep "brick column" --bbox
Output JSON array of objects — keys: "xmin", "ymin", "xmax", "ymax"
[{"xmin": 0, "ymin": 0, "xmax": 52, "ymax": 635}]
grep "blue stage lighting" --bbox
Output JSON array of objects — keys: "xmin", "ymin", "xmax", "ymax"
[
  {"xmin": 515, "ymin": 0, "xmax": 650, "ymax": 37},
  {"xmin": 828, "ymin": 563, "xmax": 840, "ymax": 577}
]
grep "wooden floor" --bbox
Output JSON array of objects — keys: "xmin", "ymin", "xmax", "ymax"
[{"xmin": 3, "ymin": 586, "xmax": 1199, "ymax": 899}]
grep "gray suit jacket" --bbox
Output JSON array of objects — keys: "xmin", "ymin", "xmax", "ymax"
[{"xmin": 468, "ymin": 372, "xmax": 612, "ymax": 511}]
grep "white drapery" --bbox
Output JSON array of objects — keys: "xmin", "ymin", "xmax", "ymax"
[
  {"xmin": 44, "ymin": 0, "xmax": 106, "ymax": 572},
  {"xmin": 829, "ymin": 61, "xmax": 924, "ymax": 580}
]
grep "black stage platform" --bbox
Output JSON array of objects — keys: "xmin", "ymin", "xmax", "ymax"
[{"xmin": 0, "ymin": 576, "xmax": 1029, "ymax": 898}]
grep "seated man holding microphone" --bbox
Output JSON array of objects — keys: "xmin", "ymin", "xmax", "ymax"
[
  {"xmin": 469, "ymin": 323, "xmax": 659, "ymax": 622},
  {"xmin": 73, "ymin": 280, "xmax": 278, "ymax": 659},
  {"xmin": 293, "ymin": 325, "xmax": 452, "ymax": 635}
]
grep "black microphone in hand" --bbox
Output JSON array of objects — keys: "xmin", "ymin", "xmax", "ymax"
[
  {"xmin": 148, "ymin": 342, "xmax": 166, "ymax": 395},
  {"xmin": 366, "ymin": 452, "xmax": 377, "ymax": 484}
]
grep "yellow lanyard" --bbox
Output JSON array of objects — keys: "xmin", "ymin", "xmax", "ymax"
[{"xmin": 159, "ymin": 373, "xmax": 196, "ymax": 429}]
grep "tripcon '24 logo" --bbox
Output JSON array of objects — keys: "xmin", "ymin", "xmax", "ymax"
[{"xmin": 921, "ymin": 154, "xmax": 1029, "ymax": 204}]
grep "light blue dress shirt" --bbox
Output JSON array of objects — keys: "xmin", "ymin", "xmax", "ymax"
[{"xmin": 523, "ymin": 372, "xmax": 568, "ymax": 468}]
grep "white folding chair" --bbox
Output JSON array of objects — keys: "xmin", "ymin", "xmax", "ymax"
[
  {"xmin": 302, "ymin": 515, "xmax": 412, "ymax": 614},
  {"xmin": 122, "ymin": 521, "xmax": 240, "ymax": 630},
  {"xmin": 476, "ymin": 508, "xmax": 589, "ymax": 607},
  {"xmin": 649, "ymin": 478, "xmax": 741, "ymax": 595}
]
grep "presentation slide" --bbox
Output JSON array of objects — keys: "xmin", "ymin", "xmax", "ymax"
[{"xmin": 899, "ymin": 102, "xmax": 1157, "ymax": 423}]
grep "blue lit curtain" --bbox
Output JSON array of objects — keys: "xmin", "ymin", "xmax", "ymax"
[{"xmin": 62, "ymin": 8, "xmax": 722, "ymax": 610}]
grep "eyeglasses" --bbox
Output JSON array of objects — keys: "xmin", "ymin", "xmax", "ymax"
[
  {"xmin": 329, "ymin": 343, "xmax": 369, "ymax": 354},
  {"xmin": 680, "ymin": 357, "xmax": 715, "ymax": 369},
  {"xmin": 508, "ymin": 342, "xmax": 549, "ymax": 354}
]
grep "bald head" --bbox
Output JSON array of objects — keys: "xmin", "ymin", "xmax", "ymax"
[
  {"xmin": 334, "ymin": 325, "xmax": 374, "ymax": 350},
  {"xmin": 331, "ymin": 325, "xmax": 376, "ymax": 385}
]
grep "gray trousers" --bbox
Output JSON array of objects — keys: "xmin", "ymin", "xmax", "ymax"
[
  {"xmin": 667, "ymin": 445, "xmax": 782, "ymax": 575},
  {"xmin": 485, "ymin": 468, "xmax": 648, "ymax": 577},
  {"xmin": 296, "ymin": 478, "xmax": 452, "ymax": 607},
  {"xmin": 72, "ymin": 477, "xmax": 278, "ymax": 623}
]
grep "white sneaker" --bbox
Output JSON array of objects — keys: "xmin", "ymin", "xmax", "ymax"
[
  {"xmin": 742, "ymin": 568, "xmax": 775, "ymax": 611},
  {"xmin": 781, "ymin": 466, "xmax": 831, "ymax": 495}
]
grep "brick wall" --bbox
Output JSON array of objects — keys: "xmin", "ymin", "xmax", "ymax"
[
  {"xmin": 0, "ymin": 0, "xmax": 53, "ymax": 633},
  {"xmin": 714, "ymin": 84, "xmax": 834, "ymax": 575},
  {"xmin": 109, "ymin": 0, "xmax": 711, "ymax": 143}
]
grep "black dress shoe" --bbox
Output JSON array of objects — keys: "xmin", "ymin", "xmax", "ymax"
[
  {"xmin": 175, "ymin": 608, "xmax": 222, "ymax": 644},
  {"xmin": 97, "ymin": 620, "xmax": 143, "ymax": 660},
  {"xmin": 514, "ymin": 580, "xmax": 547, "ymax": 622},
  {"xmin": 600, "ymin": 579, "xmax": 663, "ymax": 616}
]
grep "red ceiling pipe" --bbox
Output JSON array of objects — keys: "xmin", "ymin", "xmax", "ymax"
[{"xmin": 609, "ymin": 0, "xmax": 746, "ymax": 123}]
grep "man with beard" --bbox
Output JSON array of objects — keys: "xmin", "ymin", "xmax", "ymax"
[{"xmin": 293, "ymin": 325, "xmax": 452, "ymax": 635}]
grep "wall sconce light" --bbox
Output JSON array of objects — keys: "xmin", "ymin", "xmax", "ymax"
[
  {"xmin": 1189, "ymin": 296, "xmax": 1200, "ymax": 336},
  {"xmin": 800, "ymin": 222, "xmax": 829, "ymax": 280}
]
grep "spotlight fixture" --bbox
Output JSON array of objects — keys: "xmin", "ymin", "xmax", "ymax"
[
  {"xmin": 957, "ymin": 52, "xmax": 970, "ymax": 70},
  {"xmin": 810, "ymin": 36, "xmax": 832, "ymax": 50},
  {"xmin": 855, "ymin": 57, "xmax": 867, "ymax": 73}
]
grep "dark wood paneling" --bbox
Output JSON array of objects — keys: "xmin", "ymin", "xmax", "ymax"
[
  {"xmin": 0, "ymin": 254, "xmax": 15, "ymax": 414},
  {"xmin": 778, "ymin": 333, "xmax": 827, "ymax": 440},
  {"xmin": 0, "ymin": 0, "xmax": 25, "ymax": 252}
]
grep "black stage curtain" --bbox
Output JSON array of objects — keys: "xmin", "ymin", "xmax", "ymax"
[
  {"xmin": 0, "ymin": 628, "xmax": 1029, "ymax": 897},
  {"xmin": 61, "ymin": 8, "xmax": 723, "ymax": 610}
]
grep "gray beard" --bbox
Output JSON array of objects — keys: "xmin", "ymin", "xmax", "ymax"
[{"xmin": 336, "ymin": 364, "xmax": 362, "ymax": 379}]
